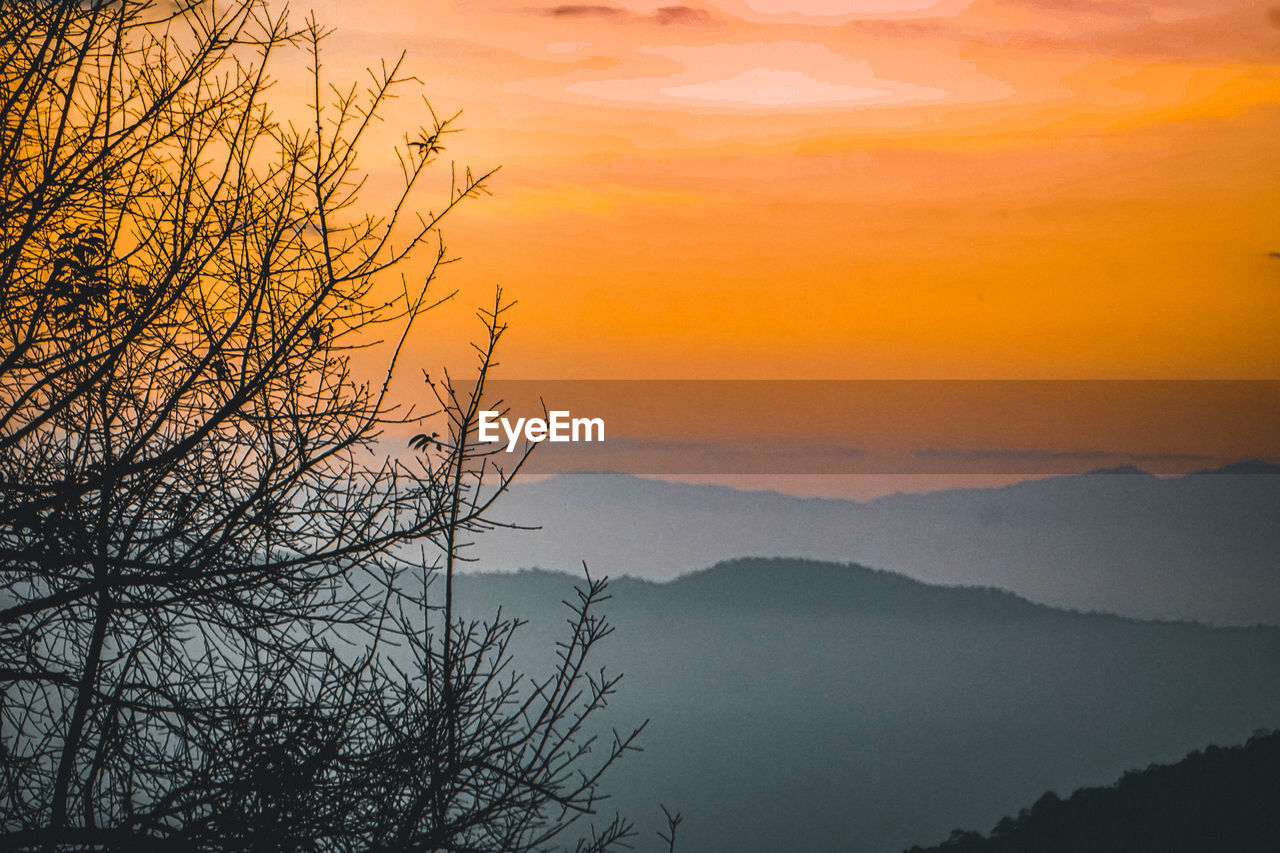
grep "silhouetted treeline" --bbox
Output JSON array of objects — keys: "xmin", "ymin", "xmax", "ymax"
[{"xmin": 906, "ymin": 729, "xmax": 1280, "ymax": 853}]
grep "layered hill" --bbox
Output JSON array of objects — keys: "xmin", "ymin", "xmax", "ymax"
[
  {"xmin": 449, "ymin": 559, "xmax": 1280, "ymax": 852},
  {"xmin": 470, "ymin": 464, "xmax": 1280, "ymax": 624}
]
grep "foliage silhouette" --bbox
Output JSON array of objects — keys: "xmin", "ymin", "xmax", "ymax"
[
  {"xmin": 0, "ymin": 1, "xmax": 643, "ymax": 850},
  {"xmin": 905, "ymin": 730, "xmax": 1280, "ymax": 853}
]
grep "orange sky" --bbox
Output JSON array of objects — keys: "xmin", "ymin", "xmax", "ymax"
[
  {"xmin": 256, "ymin": 0, "xmax": 1280, "ymax": 498},
  {"xmin": 298, "ymin": 0, "xmax": 1280, "ymax": 382}
]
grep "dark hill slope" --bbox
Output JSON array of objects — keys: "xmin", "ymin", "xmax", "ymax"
[{"xmin": 906, "ymin": 730, "xmax": 1280, "ymax": 853}]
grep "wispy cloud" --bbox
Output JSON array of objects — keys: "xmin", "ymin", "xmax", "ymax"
[
  {"xmin": 534, "ymin": 4, "xmax": 715, "ymax": 24},
  {"xmin": 560, "ymin": 41, "xmax": 959, "ymax": 109},
  {"xmin": 654, "ymin": 5, "xmax": 714, "ymax": 25},
  {"xmin": 915, "ymin": 448, "xmax": 1218, "ymax": 463},
  {"xmin": 541, "ymin": 4, "xmax": 627, "ymax": 18},
  {"xmin": 527, "ymin": 437, "xmax": 866, "ymax": 473}
]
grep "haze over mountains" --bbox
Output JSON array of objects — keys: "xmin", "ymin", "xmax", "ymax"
[
  {"xmin": 454, "ymin": 463, "xmax": 1280, "ymax": 848},
  {"xmin": 471, "ymin": 462, "xmax": 1280, "ymax": 625},
  {"xmin": 450, "ymin": 560, "xmax": 1280, "ymax": 853}
]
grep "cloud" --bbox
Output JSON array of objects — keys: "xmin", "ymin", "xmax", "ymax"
[
  {"xmin": 967, "ymin": 0, "xmax": 1274, "ymax": 61},
  {"xmin": 562, "ymin": 41, "xmax": 951, "ymax": 109},
  {"xmin": 740, "ymin": 0, "xmax": 960, "ymax": 16},
  {"xmin": 543, "ymin": 4, "xmax": 627, "ymax": 18},
  {"xmin": 540, "ymin": 437, "xmax": 865, "ymax": 458},
  {"xmin": 1000, "ymin": 0, "xmax": 1149, "ymax": 15},
  {"xmin": 536, "ymin": 3, "xmax": 715, "ymax": 24},
  {"xmin": 529, "ymin": 437, "xmax": 866, "ymax": 473},
  {"xmin": 914, "ymin": 448, "xmax": 1216, "ymax": 463},
  {"xmin": 654, "ymin": 5, "xmax": 714, "ymax": 25},
  {"xmin": 659, "ymin": 68, "xmax": 893, "ymax": 106}
]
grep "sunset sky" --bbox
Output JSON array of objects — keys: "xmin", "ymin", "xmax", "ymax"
[{"xmin": 300, "ymin": 0, "xmax": 1280, "ymax": 383}]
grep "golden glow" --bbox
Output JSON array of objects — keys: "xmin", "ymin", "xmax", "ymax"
[{"xmin": 303, "ymin": 0, "xmax": 1280, "ymax": 380}]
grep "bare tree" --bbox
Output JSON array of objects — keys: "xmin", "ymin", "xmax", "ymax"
[{"xmin": 0, "ymin": 2, "xmax": 644, "ymax": 850}]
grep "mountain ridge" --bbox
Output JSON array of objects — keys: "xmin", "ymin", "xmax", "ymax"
[
  {"xmin": 447, "ymin": 560, "xmax": 1280, "ymax": 853},
  {"xmin": 472, "ymin": 465, "xmax": 1280, "ymax": 625},
  {"xmin": 467, "ymin": 558, "xmax": 1276, "ymax": 630}
]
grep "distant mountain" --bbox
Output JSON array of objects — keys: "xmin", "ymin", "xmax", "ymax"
[
  {"xmin": 1082, "ymin": 464, "xmax": 1152, "ymax": 475},
  {"xmin": 905, "ymin": 729, "xmax": 1280, "ymax": 852},
  {"xmin": 470, "ymin": 465, "xmax": 1280, "ymax": 625},
  {"xmin": 1192, "ymin": 459, "xmax": 1280, "ymax": 476},
  {"xmin": 449, "ymin": 560, "xmax": 1280, "ymax": 853}
]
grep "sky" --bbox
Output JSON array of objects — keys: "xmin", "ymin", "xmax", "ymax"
[
  {"xmin": 301, "ymin": 0, "xmax": 1280, "ymax": 382},
  {"xmin": 292, "ymin": 0, "xmax": 1280, "ymax": 494}
]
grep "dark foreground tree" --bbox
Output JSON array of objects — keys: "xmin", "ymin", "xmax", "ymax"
[
  {"xmin": 904, "ymin": 729, "xmax": 1280, "ymax": 853},
  {"xmin": 0, "ymin": 1, "xmax": 642, "ymax": 849}
]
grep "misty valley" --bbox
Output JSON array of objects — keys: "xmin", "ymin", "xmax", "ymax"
[
  {"xmin": 449, "ymin": 555, "xmax": 1280, "ymax": 851},
  {"xmin": 453, "ymin": 466, "xmax": 1280, "ymax": 851}
]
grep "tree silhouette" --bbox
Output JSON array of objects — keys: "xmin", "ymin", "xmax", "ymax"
[
  {"xmin": 0, "ymin": 2, "xmax": 643, "ymax": 849},
  {"xmin": 904, "ymin": 730, "xmax": 1280, "ymax": 852}
]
